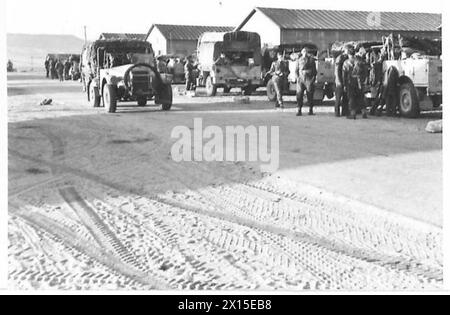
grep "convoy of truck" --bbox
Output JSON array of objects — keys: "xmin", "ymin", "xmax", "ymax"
[{"xmin": 55, "ymin": 30, "xmax": 441, "ymax": 117}]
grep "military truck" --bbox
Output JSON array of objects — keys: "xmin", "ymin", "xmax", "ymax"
[
  {"xmin": 81, "ymin": 39, "xmax": 173, "ymax": 113},
  {"xmin": 264, "ymin": 44, "xmax": 335, "ymax": 103},
  {"xmin": 369, "ymin": 35, "xmax": 442, "ymax": 118},
  {"xmin": 196, "ymin": 31, "xmax": 263, "ymax": 96}
]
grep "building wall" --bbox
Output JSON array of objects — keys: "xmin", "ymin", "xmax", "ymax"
[
  {"xmin": 147, "ymin": 27, "xmax": 167, "ymax": 56},
  {"xmin": 281, "ymin": 29, "xmax": 441, "ymax": 52},
  {"xmin": 167, "ymin": 40, "xmax": 198, "ymax": 56},
  {"xmin": 240, "ymin": 10, "xmax": 281, "ymax": 47}
]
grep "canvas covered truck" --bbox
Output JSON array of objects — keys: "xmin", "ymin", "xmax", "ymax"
[
  {"xmin": 81, "ymin": 39, "xmax": 173, "ymax": 113},
  {"xmin": 264, "ymin": 44, "xmax": 335, "ymax": 103},
  {"xmin": 196, "ymin": 31, "xmax": 263, "ymax": 96}
]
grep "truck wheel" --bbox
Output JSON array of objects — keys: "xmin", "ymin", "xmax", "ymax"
[
  {"xmin": 205, "ymin": 76, "xmax": 217, "ymax": 97},
  {"xmin": 266, "ymin": 80, "xmax": 277, "ymax": 102},
  {"xmin": 160, "ymin": 84, "xmax": 173, "ymax": 111},
  {"xmin": 137, "ymin": 97, "xmax": 147, "ymax": 106},
  {"xmin": 399, "ymin": 82, "xmax": 420, "ymax": 118},
  {"xmin": 89, "ymin": 83, "xmax": 100, "ymax": 108},
  {"xmin": 103, "ymin": 84, "xmax": 117, "ymax": 113}
]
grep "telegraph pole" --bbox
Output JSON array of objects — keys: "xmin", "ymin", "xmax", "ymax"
[{"xmin": 84, "ymin": 26, "xmax": 88, "ymax": 45}]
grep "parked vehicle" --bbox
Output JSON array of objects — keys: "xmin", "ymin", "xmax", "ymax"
[
  {"xmin": 80, "ymin": 39, "xmax": 173, "ymax": 113},
  {"xmin": 369, "ymin": 35, "xmax": 442, "ymax": 118},
  {"xmin": 196, "ymin": 31, "xmax": 263, "ymax": 96}
]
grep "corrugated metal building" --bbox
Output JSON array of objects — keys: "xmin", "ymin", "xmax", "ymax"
[
  {"xmin": 99, "ymin": 33, "xmax": 147, "ymax": 41},
  {"xmin": 236, "ymin": 7, "xmax": 442, "ymax": 51},
  {"xmin": 145, "ymin": 24, "xmax": 234, "ymax": 56}
]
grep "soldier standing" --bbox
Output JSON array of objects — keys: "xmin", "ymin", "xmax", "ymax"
[
  {"xmin": 184, "ymin": 57, "xmax": 196, "ymax": 91},
  {"xmin": 268, "ymin": 52, "xmax": 288, "ymax": 109},
  {"xmin": 343, "ymin": 47, "xmax": 368, "ymax": 119},
  {"xmin": 45, "ymin": 57, "xmax": 50, "ymax": 78},
  {"xmin": 64, "ymin": 59, "xmax": 71, "ymax": 80},
  {"xmin": 295, "ymin": 48, "xmax": 317, "ymax": 116},
  {"xmin": 334, "ymin": 45, "xmax": 351, "ymax": 117},
  {"xmin": 56, "ymin": 59, "xmax": 64, "ymax": 82},
  {"xmin": 50, "ymin": 58, "xmax": 57, "ymax": 80}
]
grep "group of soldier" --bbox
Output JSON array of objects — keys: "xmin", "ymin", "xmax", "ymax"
[
  {"xmin": 45, "ymin": 56, "xmax": 76, "ymax": 82},
  {"xmin": 268, "ymin": 44, "xmax": 379, "ymax": 119},
  {"xmin": 156, "ymin": 56, "xmax": 198, "ymax": 91}
]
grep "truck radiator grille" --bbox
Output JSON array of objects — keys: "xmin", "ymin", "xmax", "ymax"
[{"xmin": 131, "ymin": 71, "xmax": 151, "ymax": 93}]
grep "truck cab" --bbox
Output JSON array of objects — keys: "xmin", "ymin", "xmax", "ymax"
[{"xmin": 196, "ymin": 31, "xmax": 263, "ymax": 96}]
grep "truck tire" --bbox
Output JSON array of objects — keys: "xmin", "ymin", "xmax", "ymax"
[
  {"xmin": 205, "ymin": 76, "xmax": 217, "ymax": 97},
  {"xmin": 266, "ymin": 79, "xmax": 277, "ymax": 102},
  {"xmin": 89, "ymin": 83, "xmax": 100, "ymax": 108},
  {"xmin": 137, "ymin": 97, "xmax": 147, "ymax": 106},
  {"xmin": 399, "ymin": 82, "xmax": 420, "ymax": 118},
  {"xmin": 160, "ymin": 84, "xmax": 173, "ymax": 111},
  {"xmin": 103, "ymin": 84, "xmax": 117, "ymax": 113}
]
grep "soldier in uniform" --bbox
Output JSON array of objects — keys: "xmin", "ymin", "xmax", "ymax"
[
  {"xmin": 184, "ymin": 57, "xmax": 196, "ymax": 91},
  {"xmin": 268, "ymin": 52, "xmax": 289, "ymax": 109},
  {"xmin": 45, "ymin": 57, "xmax": 50, "ymax": 78},
  {"xmin": 295, "ymin": 48, "xmax": 317, "ymax": 116},
  {"xmin": 56, "ymin": 59, "xmax": 64, "ymax": 82},
  {"xmin": 64, "ymin": 59, "xmax": 72, "ymax": 80},
  {"xmin": 157, "ymin": 56, "xmax": 168, "ymax": 74},
  {"xmin": 334, "ymin": 45, "xmax": 351, "ymax": 117},
  {"xmin": 343, "ymin": 47, "xmax": 368, "ymax": 119}
]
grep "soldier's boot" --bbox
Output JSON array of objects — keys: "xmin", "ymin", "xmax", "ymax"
[
  {"xmin": 347, "ymin": 110, "xmax": 357, "ymax": 120},
  {"xmin": 296, "ymin": 107, "xmax": 302, "ymax": 116},
  {"xmin": 308, "ymin": 106, "xmax": 314, "ymax": 116},
  {"xmin": 335, "ymin": 106, "xmax": 341, "ymax": 117},
  {"xmin": 362, "ymin": 109, "xmax": 368, "ymax": 119}
]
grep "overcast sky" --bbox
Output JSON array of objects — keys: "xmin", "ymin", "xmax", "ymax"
[{"xmin": 6, "ymin": 0, "xmax": 443, "ymax": 40}]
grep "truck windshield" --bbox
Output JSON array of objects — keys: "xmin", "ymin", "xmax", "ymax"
[{"xmin": 130, "ymin": 53, "xmax": 154, "ymax": 65}]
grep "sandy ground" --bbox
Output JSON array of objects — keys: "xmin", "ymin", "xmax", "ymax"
[{"xmin": 8, "ymin": 72, "xmax": 443, "ymax": 290}]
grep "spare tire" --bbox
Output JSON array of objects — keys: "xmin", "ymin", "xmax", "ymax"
[{"xmin": 266, "ymin": 79, "xmax": 277, "ymax": 102}]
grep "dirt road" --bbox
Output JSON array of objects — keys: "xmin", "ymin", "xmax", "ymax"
[{"xmin": 8, "ymin": 72, "xmax": 443, "ymax": 290}]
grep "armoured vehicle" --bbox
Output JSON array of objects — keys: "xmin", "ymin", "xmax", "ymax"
[
  {"xmin": 80, "ymin": 39, "xmax": 173, "ymax": 113},
  {"xmin": 196, "ymin": 31, "xmax": 263, "ymax": 96},
  {"xmin": 264, "ymin": 43, "xmax": 335, "ymax": 102}
]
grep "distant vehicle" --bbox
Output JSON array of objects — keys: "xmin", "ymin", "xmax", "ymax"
[
  {"xmin": 196, "ymin": 31, "xmax": 263, "ymax": 96},
  {"xmin": 264, "ymin": 43, "xmax": 335, "ymax": 102},
  {"xmin": 80, "ymin": 39, "xmax": 173, "ymax": 113}
]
